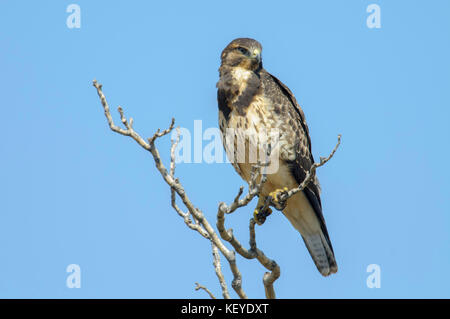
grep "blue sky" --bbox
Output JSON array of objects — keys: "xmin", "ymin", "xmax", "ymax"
[{"xmin": 0, "ymin": 0, "xmax": 449, "ymax": 298}]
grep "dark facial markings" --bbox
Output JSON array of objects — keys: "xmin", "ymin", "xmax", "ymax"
[{"xmin": 237, "ymin": 46, "xmax": 251, "ymax": 56}]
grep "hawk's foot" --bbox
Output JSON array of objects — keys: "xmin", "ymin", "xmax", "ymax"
[
  {"xmin": 268, "ymin": 187, "xmax": 289, "ymax": 210},
  {"xmin": 253, "ymin": 206, "xmax": 272, "ymax": 225},
  {"xmin": 253, "ymin": 195, "xmax": 273, "ymax": 225}
]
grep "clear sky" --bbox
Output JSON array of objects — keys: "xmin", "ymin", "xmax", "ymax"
[{"xmin": 1, "ymin": 0, "xmax": 449, "ymax": 298}]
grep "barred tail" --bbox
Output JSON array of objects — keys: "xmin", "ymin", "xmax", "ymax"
[{"xmin": 282, "ymin": 191, "xmax": 337, "ymax": 276}]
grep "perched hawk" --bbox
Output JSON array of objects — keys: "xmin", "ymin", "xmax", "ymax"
[{"xmin": 216, "ymin": 38, "xmax": 337, "ymax": 276}]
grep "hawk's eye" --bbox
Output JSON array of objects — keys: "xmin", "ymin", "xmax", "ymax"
[{"xmin": 237, "ymin": 47, "xmax": 250, "ymax": 56}]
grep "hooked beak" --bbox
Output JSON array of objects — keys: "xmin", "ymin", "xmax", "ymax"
[{"xmin": 251, "ymin": 48, "xmax": 261, "ymax": 63}]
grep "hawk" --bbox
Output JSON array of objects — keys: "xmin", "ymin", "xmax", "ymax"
[{"xmin": 216, "ymin": 38, "xmax": 337, "ymax": 276}]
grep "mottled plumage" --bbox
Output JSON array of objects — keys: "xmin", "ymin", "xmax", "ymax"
[{"xmin": 216, "ymin": 38, "xmax": 337, "ymax": 276}]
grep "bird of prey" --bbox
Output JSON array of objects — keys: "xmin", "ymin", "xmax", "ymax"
[{"xmin": 216, "ymin": 38, "xmax": 337, "ymax": 276}]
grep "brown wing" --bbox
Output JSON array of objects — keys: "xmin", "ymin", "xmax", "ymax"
[
  {"xmin": 262, "ymin": 71, "xmax": 334, "ymax": 254},
  {"xmin": 266, "ymin": 73, "xmax": 314, "ymax": 160}
]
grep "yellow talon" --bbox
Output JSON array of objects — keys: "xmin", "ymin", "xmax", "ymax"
[
  {"xmin": 253, "ymin": 196, "xmax": 273, "ymax": 225},
  {"xmin": 268, "ymin": 187, "xmax": 288, "ymax": 202},
  {"xmin": 253, "ymin": 209, "xmax": 263, "ymax": 225}
]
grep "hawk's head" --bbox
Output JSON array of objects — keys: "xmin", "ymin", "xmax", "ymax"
[{"xmin": 220, "ymin": 38, "xmax": 262, "ymax": 71}]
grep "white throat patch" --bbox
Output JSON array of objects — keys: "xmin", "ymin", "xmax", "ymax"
[{"xmin": 231, "ymin": 67, "xmax": 252, "ymax": 82}]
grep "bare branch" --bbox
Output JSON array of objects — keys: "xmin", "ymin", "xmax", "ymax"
[
  {"xmin": 148, "ymin": 118, "xmax": 175, "ymax": 145},
  {"xmin": 211, "ymin": 241, "xmax": 230, "ymax": 299},
  {"xmin": 249, "ymin": 219, "xmax": 280, "ymax": 299},
  {"xmin": 93, "ymin": 80, "xmax": 152, "ymax": 150},
  {"xmin": 194, "ymin": 283, "xmax": 216, "ymax": 299},
  {"xmin": 217, "ymin": 207, "xmax": 256, "ymax": 259},
  {"xmin": 217, "ymin": 202, "xmax": 280, "ymax": 298},
  {"xmin": 169, "ymin": 130, "xmax": 209, "ymax": 238},
  {"xmin": 170, "ymin": 128, "xmax": 180, "ymax": 177},
  {"xmin": 93, "ymin": 80, "xmax": 248, "ymax": 299}
]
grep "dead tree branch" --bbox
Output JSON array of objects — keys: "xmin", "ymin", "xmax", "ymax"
[
  {"xmin": 93, "ymin": 80, "xmax": 245, "ymax": 298},
  {"xmin": 93, "ymin": 80, "xmax": 340, "ymax": 299},
  {"xmin": 194, "ymin": 283, "xmax": 216, "ymax": 299},
  {"xmin": 211, "ymin": 241, "xmax": 230, "ymax": 299}
]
